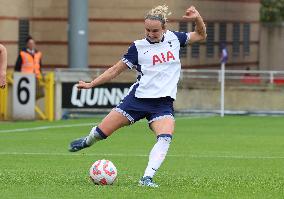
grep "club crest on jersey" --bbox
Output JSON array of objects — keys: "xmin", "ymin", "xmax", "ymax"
[{"xmin": 152, "ymin": 51, "xmax": 175, "ymax": 65}]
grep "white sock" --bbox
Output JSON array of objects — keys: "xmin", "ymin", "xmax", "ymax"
[
  {"xmin": 143, "ymin": 134, "xmax": 172, "ymax": 178},
  {"xmin": 86, "ymin": 126, "xmax": 107, "ymax": 146}
]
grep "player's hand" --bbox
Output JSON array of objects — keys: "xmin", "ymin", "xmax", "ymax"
[
  {"xmin": 77, "ymin": 80, "xmax": 93, "ymax": 90},
  {"xmin": 0, "ymin": 73, "xmax": 6, "ymax": 89},
  {"xmin": 183, "ymin": 6, "xmax": 200, "ymax": 21}
]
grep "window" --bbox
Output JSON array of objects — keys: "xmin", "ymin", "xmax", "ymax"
[
  {"xmin": 206, "ymin": 22, "xmax": 214, "ymax": 57},
  {"xmin": 219, "ymin": 23, "xmax": 227, "ymax": 53},
  {"xmin": 232, "ymin": 23, "xmax": 240, "ymax": 56},
  {"xmin": 243, "ymin": 23, "xmax": 250, "ymax": 56},
  {"xmin": 179, "ymin": 21, "xmax": 188, "ymax": 57},
  {"xmin": 191, "ymin": 23, "xmax": 200, "ymax": 58},
  {"xmin": 18, "ymin": 19, "xmax": 30, "ymax": 52}
]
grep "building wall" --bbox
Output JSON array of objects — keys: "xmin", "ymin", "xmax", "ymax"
[
  {"xmin": 259, "ymin": 24, "xmax": 284, "ymax": 71},
  {"xmin": 0, "ymin": 0, "xmax": 261, "ymax": 70}
]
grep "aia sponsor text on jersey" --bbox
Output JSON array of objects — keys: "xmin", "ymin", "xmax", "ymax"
[{"xmin": 152, "ymin": 51, "xmax": 176, "ymax": 65}]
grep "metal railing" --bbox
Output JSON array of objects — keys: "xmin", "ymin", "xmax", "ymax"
[
  {"xmin": 179, "ymin": 68, "xmax": 284, "ymax": 116},
  {"xmin": 181, "ymin": 69, "xmax": 284, "ymax": 84}
]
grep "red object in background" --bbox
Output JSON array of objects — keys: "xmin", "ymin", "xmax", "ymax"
[
  {"xmin": 273, "ymin": 78, "xmax": 284, "ymax": 85},
  {"xmin": 241, "ymin": 74, "xmax": 261, "ymax": 84}
]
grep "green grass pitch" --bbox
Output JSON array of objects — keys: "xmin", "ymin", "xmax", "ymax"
[{"xmin": 0, "ymin": 116, "xmax": 284, "ymax": 198}]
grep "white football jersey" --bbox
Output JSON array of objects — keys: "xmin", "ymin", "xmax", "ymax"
[{"xmin": 122, "ymin": 30, "xmax": 190, "ymax": 99}]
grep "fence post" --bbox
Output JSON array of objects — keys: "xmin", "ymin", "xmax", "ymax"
[
  {"xmin": 45, "ymin": 72, "xmax": 54, "ymax": 121},
  {"xmin": 220, "ymin": 63, "xmax": 225, "ymax": 117},
  {"xmin": 0, "ymin": 84, "xmax": 8, "ymax": 120}
]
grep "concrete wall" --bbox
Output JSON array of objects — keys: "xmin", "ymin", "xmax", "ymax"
[
  {"xmin": 175, "ymin": 87, "xmax": 284, "ymax": 111},
  {"xmin": 259, "ymin": 24, "xmax": 284, "ymax": 71}
]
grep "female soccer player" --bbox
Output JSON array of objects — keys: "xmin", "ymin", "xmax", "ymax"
[
  {"xmin": 0, "ymin": 44, "xmax": 8, "ymax": 89},
  {"xmin": 69, "ymin": 5, "xmax": 206, "ymax": 187}
]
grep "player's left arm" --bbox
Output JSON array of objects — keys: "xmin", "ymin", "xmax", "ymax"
[
  {"xmin": 0, "ymin": 44, "xmax": 8, "ymax": 89},
  {"xmin": 183, "ymin": 6, "xmax": 207, "ymax": 44},
  {"xmin": 77, "ymin": 60, "xmax": 128, "ymax": 89}
]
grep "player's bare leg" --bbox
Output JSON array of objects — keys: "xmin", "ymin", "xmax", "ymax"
[
  {"xmin": 69, "ymin": 110, "xmax": 130, "ymax": 152},
  {"xmin": 139, "ymin": 117, "xmax": 175, "ymax": 187},
  {"xmin": 97, "ymin": 110, "xmax": 130, "ymax": 136}
]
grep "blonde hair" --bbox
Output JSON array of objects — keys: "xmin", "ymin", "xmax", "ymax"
[{"xmin": 145, "ymin": 5, "xmax": 172, "ymax": 26}]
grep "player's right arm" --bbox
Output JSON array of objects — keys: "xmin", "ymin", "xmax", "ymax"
[
  {"xmin": 182, "ymin": 6, "xmax": 207, "ymax": 44},
  {"xmin": 0, "ymin": 44, "xmax": 8, "ymax": 89},
  {"xmin": 77, "ymin": 60, "xmax": 128, "ymax": 89}
]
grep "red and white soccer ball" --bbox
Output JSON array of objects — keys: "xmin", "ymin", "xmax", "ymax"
[{"xmin": 89, "ymin": 159, "xmax": 117, "ymax": 185}]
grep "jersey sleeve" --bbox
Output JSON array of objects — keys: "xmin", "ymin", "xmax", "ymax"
[
  {"xmin": 173, "ymin": 31, "xmax": 190, "ymax": 47},
  {"xmin": 122, "ymin": 43, "xmax": 138, "ymax": 69}
]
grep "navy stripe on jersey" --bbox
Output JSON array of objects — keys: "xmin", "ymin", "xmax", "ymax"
[
  {"xmin": 136, "ymin": 64, "xmax": 143, "ymax": 81},
  {"xmin": 173, "ymin": 31, "xmax": 188, "ymax": 47},
  {"xmin": 122, "ymin": 43, "xmax": 138, "ymax": 69}
]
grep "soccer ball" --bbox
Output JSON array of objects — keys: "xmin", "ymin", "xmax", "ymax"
[{"xmin": 89, "ymin": 159, "xmax": 117, "ymax": 185}]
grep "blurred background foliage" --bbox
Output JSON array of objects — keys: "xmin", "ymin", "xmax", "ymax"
[{"xmin": 260, "ymin": 0, "xmax": 284, "ymax": 22}]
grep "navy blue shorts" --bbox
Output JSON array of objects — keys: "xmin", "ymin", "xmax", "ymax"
[{"xmin": 114, "ymin": 83, "xmax": 175, "ymax": 124}]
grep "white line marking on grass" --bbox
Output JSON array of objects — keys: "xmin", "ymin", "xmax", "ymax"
[
  {"xmin": 176, "ymin": 116, "xmax": 214, "ymax": 120},
  {"xmin": 0, "ymin": 116, "xmax": 209, "ymax": 133},
  {"xmin": 0, "ymin": 152, "xmax": 284, "ymax": 159},
  {"xmin": 0, "ymin": 123, "xmax": 96, "ymax": 133},
  {"xmin": 186, "ymin": 154, "xmax": 284, "ymax": 159}
]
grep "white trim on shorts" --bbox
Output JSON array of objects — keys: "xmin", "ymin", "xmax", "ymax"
[
  {"xmin": 148, "ymin": 114, "xmax": 175, "ymax": 124},
  {"xmin": 113, "ymin": 107, "xmax": 135, "ymax": 124}
]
